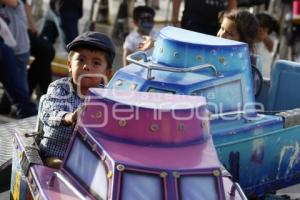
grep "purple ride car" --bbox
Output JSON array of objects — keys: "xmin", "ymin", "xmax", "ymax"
[{"xmin": 10, "ymin": 89, "xmax": 246, "ymax": 200}]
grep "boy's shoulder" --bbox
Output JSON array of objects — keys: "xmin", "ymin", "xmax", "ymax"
[
  {"xmin": 50, "ymin": 77, "xmax": 71, "ymax": 86},
  {"xmin": 47, "ymin": 77, "xmax": 74, "ymax": 97}
]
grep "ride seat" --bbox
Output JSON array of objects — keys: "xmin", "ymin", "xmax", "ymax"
[{"xmin": 268, "ymin": 60, "xmax": 300, "ymax": 111}]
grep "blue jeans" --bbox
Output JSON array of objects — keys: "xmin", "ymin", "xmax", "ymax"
[{"xmin": 0, "ymin": 43, "xmax": 37, "ymax": 118}]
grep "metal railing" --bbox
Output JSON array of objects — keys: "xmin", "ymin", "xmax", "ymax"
[{"xmin": 127, "ymin": 51, "xmax": 221, "ymax": 80}]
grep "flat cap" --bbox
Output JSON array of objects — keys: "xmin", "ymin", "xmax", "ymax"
[{"xmin": 67, "ymin": 31, "xmax": 116, "ymax": 62}]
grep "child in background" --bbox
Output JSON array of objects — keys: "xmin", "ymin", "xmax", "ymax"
[
  {"xmin": 255, "ymin": 13, "xmax": 280, "ymax": 78},
  {"xmin": 217, "ymin": 9, "xmax": 262, "ymax": 96},
  {"xmin": 123, "ymin": 5, "xmax": 157, "ymax": 66},
  {"xmin": 255, "ymin": 13, "xmax": 280, "ymax": 52},
  {"xmin": 39, "ymin": 31, "xmax": 115, "ymax": 168},
  {"xmin": 217, "ymin": 9, "xmax": 259, "ymax": 54}
]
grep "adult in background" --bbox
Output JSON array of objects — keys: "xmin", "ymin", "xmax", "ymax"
[
  {"xmin": 172, "ymin": 0, "xmax": 237, "ymax": 35},
  {"xmin": 23, "ymin": 0, "xmax": 56, "ymax": 96},
  {"xmin": 40, "ymin": 0, "xmax": 83, "ymax": 48},
  {"xmin": 0, "ymin": 0, "xmax": 56, "ymax": 117},
  {"xmin": 0, "ymin": 0, "xmax": 37, "ymax": 118}
]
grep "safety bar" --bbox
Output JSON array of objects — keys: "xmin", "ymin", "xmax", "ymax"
[{"xmin": 127, "ymin": 51, "xmax": 221, "ymax": 80}]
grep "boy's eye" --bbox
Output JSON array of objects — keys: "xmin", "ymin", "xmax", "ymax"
[
  {"xmin": 77, "ymin": 57, "xmax": 85, "ymax": 63},
  {"xmin": 93, "ymin": 61, "xmax": 101, "ymax": 66}
]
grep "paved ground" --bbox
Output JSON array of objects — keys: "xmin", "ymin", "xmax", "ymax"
[{"xmin": 0, "ymin": 191, "xmax": 9, "ymax": 200}]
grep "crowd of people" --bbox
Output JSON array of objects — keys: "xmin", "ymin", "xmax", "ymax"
[
  {"xmin": 0, "ymin": 0, "xmax": 286, "ymax": 113},
  {"xmin": 0, "ymin": 0, "xmax": 82, "ymax": 118}
]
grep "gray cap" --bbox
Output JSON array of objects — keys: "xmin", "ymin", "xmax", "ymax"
[{"xmin": 67, "ymin": 31, "xmax": 116, "ymax": 63}]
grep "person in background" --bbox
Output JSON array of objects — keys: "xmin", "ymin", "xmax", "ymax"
[
  {"xmin": 172, "ymin": 0, "xmax": 237, "ymax": 35},
  {"xmin": 40, "ymin": 0, "xmax": 83, "ymax": 48},
  {"xmin": 39, "ymin": 31, "xmax": 115, "ymax": 168},
  {"xmin": 0, "ymin": 0, "xmax": 37, "ymax": 118},
  {"xmin": 255, "ymin": 12, "xmax": 280, "ymax": 52},
  {"xmin": 217, "ymin": 9, "xmax": 262, "ymax": 96},
  {"xmin": 123, "ymin": 5, "xmax": 157, "ymax": 66},
  {"xmin": 23, "ymin": 0, "xmax": 56, "ymax": 96},
  {"xmin": 255, "ymin": 12, "xmax": 280, "ymax": 78},
  {"xmin": 0, "ymin": 16, "xmax": 16, "ymax": 48},
  {"xmin": 217, "ymin": 9, "xmax": 259, "ymax": 53}
]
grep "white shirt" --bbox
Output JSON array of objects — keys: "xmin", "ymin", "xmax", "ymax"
[
  {"xmin": 0, "ymin": 17, "xmax": 16, "ymax": 47},
  {"xmin": 123, "ymin": 29, "xmax": 157, "ymax": 52}
]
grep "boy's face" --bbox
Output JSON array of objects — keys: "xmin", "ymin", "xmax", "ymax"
[
  {"xmin": 68, "ymin": 48, "xmax": 109, "ymax": 91},
  {"xmin": 137, "ymin": 13, "xmax": 154, "ymax": 35}
]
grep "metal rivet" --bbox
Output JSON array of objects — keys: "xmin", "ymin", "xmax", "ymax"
[
  {"xmin": 229, "ymin": 131, "xmax": 236, "ymax": 135},
  {"xmin": 130, "ymin": 83, "xmax": 137, "ymax": 91},
  {"xmin": 116, "ymin": 164, "xmax": 125, "ymax": 171},
  {"xmin": 107, "ymin": 171, "xmax": 113, "ymax": 179},
  {"xmin": 178, "ymin": 123, "xmax": 185, "ymax": 133},
  {"xmin": 160, "ymin": 171, "xmax": 168, "ymax": 178},
  {"xmin": 95, "ymin": 111, "xmax": 102, "ymax": 119},
  {"xmin": 173, "ymin": 171, "xmax": 180, "ymax": 178},
  {"xmin": 219, "ymin": 56, "xmax": 225, "ymax": 64},
  {"xmin": 196, "ymin": 55, "xmax": 203, "ymax": 61},
  {"xmin": 83, "ymin": 134, "xmax": 88, "ymax": 141},
  {"xmin": 116, "ymin": 80, "xmax": 123, "ymax": 86},
  {"xmin": 92, "ymin": 144, "xmax": 97, "ymax": 151},
  {"xmin": 119, "ymin": 120, "xmax": 127, "ymax": 127},
  {"xmin": 174, "ymin": 52, "xmax": 180, "ymax": 58},
  {"xmin": 150, "ymin": 123, "xmax": 159, "ymax": 132},
  {"xmin": 208, "ymin": 112, "xmax": 212, "ymax": 120},
  {"xmin": 159, "ymin": 47, "xmax": 163, "ymax": 53},
  {"xmin": 200, "ymin": 121, "xmax": 206, "ymax": 128},
  {"xmin": 213, "ymin": 170, "xmax": 220, "ymax": 177}
]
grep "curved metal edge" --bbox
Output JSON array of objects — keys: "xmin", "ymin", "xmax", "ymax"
[{"xmin": 230, "ymin": 182, "xmax": 248, "ymax": 200}]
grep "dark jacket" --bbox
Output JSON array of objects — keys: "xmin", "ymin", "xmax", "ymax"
[{"xmin": 50, "ymin": 0, "xmax": 82, "ymax": 17}]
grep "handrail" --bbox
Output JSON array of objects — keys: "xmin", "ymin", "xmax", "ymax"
[
  {"xmin": 127, "ymin": 51, "xmax": 221, "ymax": 80},
  {"xmin": 230, "ymin": 182, "xmax": 248, "ymax": 200}
]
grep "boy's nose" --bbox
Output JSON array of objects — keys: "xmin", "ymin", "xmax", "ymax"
[{"xmin": 82, "ymin": 63, "xmax": 90, "ymax": 71}]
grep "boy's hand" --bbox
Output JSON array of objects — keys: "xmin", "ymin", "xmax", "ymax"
[{"xmin": 62, "ymin": 107, "xmax": 83, "ymax": 126}]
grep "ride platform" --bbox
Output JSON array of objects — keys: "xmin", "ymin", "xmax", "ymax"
[{"xmin": 0, "ymin": 116, "xmax": 36, "ymax": 192}]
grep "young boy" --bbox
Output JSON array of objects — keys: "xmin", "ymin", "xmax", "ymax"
[
  {"xmin": 122, "ymin": 5, "xmax": 156, "ymax": 66},
  {"xmin": 39, "ymin": 31, "xmax": 115, "ymax": 168}
]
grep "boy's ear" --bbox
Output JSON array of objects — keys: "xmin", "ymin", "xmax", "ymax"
[
  {"xmin": 67, "ymin": 60, "xmax": 72, "ymax": 72},
  {"xmin": 105, "ymin": 69, "xmax": 113, "ymax": 80}
]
